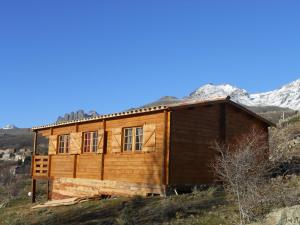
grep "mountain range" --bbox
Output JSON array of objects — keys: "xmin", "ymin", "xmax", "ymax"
[
  {"xmin": 54, "ymin": 79, "xmax": 300, "ymax": 124},
  {"xmin": 56, "ymin": 110, "xmax": 99, "ymax": 123},
  {"xmin": 189, "ymin": 79, "xmax": 300, "ymax": 110},
  {"xmin": 1, "ymin": 124, "xmax": 18, "ymax": 130},
  {"xmin": 144, "ymin": 79, "xmax": 300, "ymax": 111}
]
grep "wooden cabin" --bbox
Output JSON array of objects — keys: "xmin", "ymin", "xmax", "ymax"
[{"xmin": 31, "ymin": 97, "xmax": 273, "ymax": 201}]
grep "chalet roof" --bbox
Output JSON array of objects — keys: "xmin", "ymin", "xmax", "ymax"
[{"xmin": 32, "ymin": 96, "xmax": 274, "ymax": 130}]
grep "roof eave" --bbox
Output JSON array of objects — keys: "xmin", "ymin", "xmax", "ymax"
[{"xmin": 32, "ymin": 106, "xmax": 168, "ymax": 131}]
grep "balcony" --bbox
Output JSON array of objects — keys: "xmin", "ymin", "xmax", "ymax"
[{"xmin": 32, "ymin": 155, "xmax": 49, "ymax": 179}]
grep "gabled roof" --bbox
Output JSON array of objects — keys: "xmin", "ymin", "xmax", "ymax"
[{"xmin": 32, "ymin": 96, "xmax": 274, "ymax": 130}]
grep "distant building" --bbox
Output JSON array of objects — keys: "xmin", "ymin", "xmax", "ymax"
[
  {"xmin": 0, "ymin": 148, "xmax": 31, "ymax": 161},
  {"xmin": 19, "ymin": 148, "xmax": 31, "ymax": 155},
  {"xmin": 1, "ymin": 153, "xmax": 12, "ymax": 160},
  {"xmin": 0, "ymin": 148, "xmax": 16, "ymax": 154},
  {"xmin": 14, "ymin": 154, "xmax": 25, "ymax": 162}
]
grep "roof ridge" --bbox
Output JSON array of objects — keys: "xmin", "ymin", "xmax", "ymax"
[{"xmin": 32, "ymin": 96, "xmax": 233, "ymax": 130}]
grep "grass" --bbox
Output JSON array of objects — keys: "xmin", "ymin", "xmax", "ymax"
[{"xmin": 0, "ymin": 186, "xmax": 235, "ymax": 225}]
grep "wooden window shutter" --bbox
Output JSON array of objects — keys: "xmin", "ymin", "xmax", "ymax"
[
  {"xmin": 48, "ymin": 135, "xmax": 57, "ymax": 155},
  {"xmin": 70, "ymin": 132, "xmax": 82, "ymax": 154},
  {"xmin": 111, "ymin": 128, "xmax": 122, "ymax": 153},
  {"xmin": 97, "ymin": 129, "xmax": 105, "ymax": 153},
  {"xmin": 143, "ymin": 124, "xmax": 156, "ymax": 152}
]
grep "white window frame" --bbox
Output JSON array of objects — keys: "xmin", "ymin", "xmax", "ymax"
[
  {"xmin": 83, "ymin": 131, "xmax": 98, "ymax": 153},
  {"xmin": 123, "ymin": 127, "xmax": 143, "ymax": 152},
  {"xmin": 58, "ymin": 134, "xmax": 70, "ymax": 154}
]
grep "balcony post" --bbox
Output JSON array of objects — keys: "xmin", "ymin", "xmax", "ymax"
[{"xmin": 31, "ymin": 131, "xmax": 38, "ymax": 203}]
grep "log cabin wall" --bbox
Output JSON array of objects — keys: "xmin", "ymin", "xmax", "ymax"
[
  {"xmin": 225, "ymin": 103, "xmax": 270, "ymax": 160},
  {"xmin": 225, "ymin": 103, "xmax": 269, "ymax": 144},
  {"xmin": 36, "ymin": 111, "xmax": 166, "ymax": 187},
  {"xmin": 169, "ymin": 102, "xmax": 270, "ymax": 186},
  {"xmin": 104, "ymin": 112, "xmax": 165, "ymax": 184},
  {"xmin": 169, "ymin": 104, "xmax": 221, "ymax": 185},
  {"xmin": 50, "ymin": 155, "xmax": 75, "ymax": 178}
]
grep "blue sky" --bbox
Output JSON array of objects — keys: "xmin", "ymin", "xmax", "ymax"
[{"xmin": 1, "ymin": 1, "xmax": 300, "ymax": 128}]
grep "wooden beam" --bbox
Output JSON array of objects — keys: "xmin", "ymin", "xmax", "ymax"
[
  {"xmin": 31, "ymin": 131, "xmax": 38, "ymax": 203},
  {"xmin": 48, "ymin": 155, "xmax": 52, "ymax": 178},
  {"xmin": 75, "ymin": 123, "xmax": 79, "ymax": 132},
  {"xmin": 219, "ymin": 103, "xmax": 226, "ymax": 143},
  {"xmin": 33, "ymin": 131, "xmax": 38, "ymax": 155},
  {"xmin": 31, "ymin": 179, "xmax": 36, "ymax": 203},
  {"xmin": 47, "ymin": 180, "xmax": 50, "ymax": 200},
  {"xmin": 101, "ymin": 119, "xmax": 106, "ymax": 180},
  {"xmin": 47, "ymin": 155, "xmax": 52, "ymax": 200},
  {"xmin": 161, "ymin": 110, "xmax": 169, "ymax": 187},
  {"xmin": 73, "ymin": 155, "xmax": 77, "ymax": 178},
  {"xmin": 165, "ymin": 111, "xmax": 171, "ymax": 186}
]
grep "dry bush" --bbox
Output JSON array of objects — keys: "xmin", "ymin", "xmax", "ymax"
[
  {"xmin": 213, "ymin": 130, "xmax": 269, "ymax": 224},
  {"xmin": 269, "ymin": 122, "xmax": 297, "ymax": 163},
  {"xmin": 0, "ymin": 162, "xmax": 29, "ymax": 202},
  {"xmin": 213, "ymin": 127, "xmax": 300, "ymax": 225}
]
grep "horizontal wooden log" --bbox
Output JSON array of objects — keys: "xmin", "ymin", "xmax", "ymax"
[{"xmin": 51, "ymin": 177, "xmax": 165, "ymax": 199}]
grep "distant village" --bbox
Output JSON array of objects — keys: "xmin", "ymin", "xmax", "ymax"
[
  {"xmin": 0, "ymin": 124, "xmax": 32, "ymax": 162},
  {"xmin": 0, "ymin": 148, "xmax": 31, "ymax": 162}
]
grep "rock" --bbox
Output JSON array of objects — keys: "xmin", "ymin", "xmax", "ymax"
[{"xmin": 250, "ymin": 205, "xmax": 300, "ymax": 225}]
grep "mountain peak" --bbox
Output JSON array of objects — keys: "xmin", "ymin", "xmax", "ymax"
[
  {"xmin": 2, "ymin": 124, "xmax": 18, "ymax": 129},
  {"xmin": 188, "ymin": 83, "xmax": 254, "ymax": 105},
  {"xmin": 188, "ymin": 79, "xmax": 300, "ymax": 110},
  {"xmin": 281, "ymin": 78, "xmax": 300, "ymax": 89},
  {"xmin": 190, "ymin": 83, "xmax": 245, "ymax": 97},
  {"xmin": 56, "ymin": 110, "xmax": 99, "ymax": 123}
]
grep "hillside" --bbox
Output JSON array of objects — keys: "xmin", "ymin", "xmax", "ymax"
[
  {"xmin": 0, "ymin": 128, "xmax": 47, "ymax": 152},
  {"xmin": 0, "ymin": 128, "xmax": 33, "ymax": 150},
  {"xmin": 0, "ymin": 186, "xmax": 233, "ymax": 225}
]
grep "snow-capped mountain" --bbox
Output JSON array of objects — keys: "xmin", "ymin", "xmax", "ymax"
[
  {"xmin": 188, "ymin": 79, "xmax": 300, "ymax": 110},
  {"xmin": 250, "ymin": 79, "xmax": 300, "ymax": 110},
  {"xmin": 189, "ymin": 84, "xmax": 255, "ymax": 106},
  {"xmin": 2, "ymin": 124, "xmax": 18, "ymax": 130}
]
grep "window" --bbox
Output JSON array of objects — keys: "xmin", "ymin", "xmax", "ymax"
[
  {"xmin": 123, "ymin": 127, "xmax": 143, "ymax": 151},
  {"xmin": 135, "ymin": 127, "xmax": 143, "ymax": 150},
  {"xmin": 58, "ymin": 134, "xmax": 70, "ymax": 154},
  {"xmin": 123, "ymin": 128, "xmax": 133, "ymax": 151},
  {"xmin": 83, "ymin": 131, "xmax": 98, "ymax": 153}
]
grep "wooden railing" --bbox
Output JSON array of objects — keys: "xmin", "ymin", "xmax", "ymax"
[{"xmin": 32, "ymin": 155, "xmax": 49, "ymax": 178}]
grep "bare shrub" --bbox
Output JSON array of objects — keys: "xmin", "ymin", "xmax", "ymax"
[
  {"xmin": 0, "ymin": 162, "xmax": 29, "ymax": 202},
  {"xmin": 0, "ymin": 163, "xmax": 16, "ymax": 199},
  {"xmin": 213, "ymin": 129, "xmax": 269, "ymax": 224},
  {"xmin": 269, "ymin": 122, "xmax": 296, "ymax": 163},
  {"xmin": 213, "ymin": 127, "xmax": 300, "ymax": 225}
]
